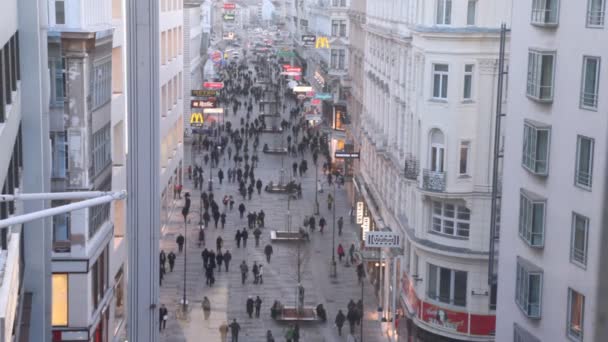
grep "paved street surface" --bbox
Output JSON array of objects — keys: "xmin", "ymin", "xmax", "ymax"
[{"xmin": 158, "ymin": 60, "xmax": 388, "ymax": 342}]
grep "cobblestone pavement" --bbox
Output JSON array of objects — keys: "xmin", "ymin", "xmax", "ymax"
[{"xmin": 158, "ymin": 65, "xmax": 388, "ymax": 342}]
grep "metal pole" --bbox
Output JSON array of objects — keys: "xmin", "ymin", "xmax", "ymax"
[
  {"xmin": 182, "ymin": 214, "xmax": 188, "ymax": 311},
  {"xmin": 0, "ymin": 191, "xmax": 124, "ymax": 202},
  {"xmin": 331, "ymin": 184, "xmax": 337, "ymax": 277},
  {"xmin": 314, "ymin": 161, "xmax": 319, "ymax": 215},
  {"xmin": 361, "ymin": 272, "xmax": 364, "ymax": 342}
]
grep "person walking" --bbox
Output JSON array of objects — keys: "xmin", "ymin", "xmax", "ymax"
[
  {"xmin": 258, "ymin": 264, "xmax": 264, "ymax": 284},
  {"xmin": 219, "ymin": 322, "xmax": 229, "ymax": 342},
  {"xmin": 159, "ymin": 250, "xmax": 166, "ymax": 270},
  {"xmin": 240, "ymin": 261, "xmax": 249, "ymax": 285},
  {"xmin": 159, "ymin": 304, "xmax": 168, "ymax": 331},
  {"xmin": 167, "ymin": 251, "xmax": 176, "ymax": 272},
  {"xmin": 198, "ymin": 227, "xmax": 205, "ymax": 247},
  {"xmin": 218, "ymin": 169, "xmax": 224, "ymax": 184},
  {"xmin": 229, "ymin": 319, "xmax": 241, "ymax": 342},
  {"xmin": 223, "ymin": 250, "xmax": 232, "ymax": 272},
  {"xmin": 246, "ymin": 296, "xmax": 255, "ymax": 318},
  {"xmin": 254, "ymin": 296, "xmax": 262, "ymax": 317},
  {"xmin": 241, "ymin": 229, "xmax": 249, "ymax": 247},
  {"xmin": 319, "ymin": 217, "xmax": 326, "ymax": 234},
  {"xmin": 256, "ymin": 179, "xmax": 263, "ymax": 194},
  {"xmin": 221, "ymin": 213, "xmax": 226, "ymax": 229},
  {"xmin": 349, "ymin": 243, "xmax": 356, "ymax": 264},
  {"xmin": 335, "ymin": 310, "xmax": 346, "ymax": 336},
  {"xmin": 285, "ymin": 326, "xmax": 294, "ymax": 342},
  {"xmin": 238, "ymin": 203, "xmax": 246, "ymax": 218},
  {"xmin": 202, "ymin": 248, "xmax": 210, "ymax": 268},
  {"xmin": 327, "ymin": 193, "xmax": 333, "ymax": 210},
  {"xmin": 253, "ymin": 227, "xmax": 262, "ymax": 247},
  {"xmin": 347, "ymin": 307, "xmax": 358, "ymax": 334},
  {"xmin": 216, "ymin": 252, "xmax": 224, "ymax": 272},
  {"xmin": 235, "ymin": 229, "xmax": 242, "ymax": 248},
  {"xmin": 176, "ymin": 234, "xmax": 185, "ymax": 252},
  {"xmin": 216, "ymin": 236, "xmax": 223, "ymax": 252},
  {"xmin": 337, "ymin": 244, "xmax": 345, "ymax": 262},
  {"xmin": 264, "ymin": 244, "xmax": 273, "ymax": 263},
  {"xmin": 202, "ymin": 296, "xmax": 211, "ymax": 320},
  {"xmin": 252, "ymin": 261, "xmax": 259, "ymax": 284},
  {"xmin": 266, "ymin": 330, "xmax": 275, "ymax": 342},
  {"xmin": 338, "ymin": 216, "xmax": 344, "ymax": 235}
]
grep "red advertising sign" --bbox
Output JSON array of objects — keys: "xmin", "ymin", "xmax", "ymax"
[
  {"xmin": 469, "ymin": 314, "xmax": 496, "ymax": 336},
  {"xmin": 311, "ymin": 99, "xmax": 321, "ymax": 105},
  {"xmin": 306, "ymin": 91, "xmax": 315, "ymax": 97},
  {"xmin": 421, "ymin": 302, "xmax": 469, "ymax": 334},
  {"xmin": 203, "ymin": 82, "xmax": 224, "ymax": 90},
  {"xmin": 224, "ymin": 3, "xmax": 236, "ymax": 9},
  {"xmin": 282, "ymin": 64, "xmax": 292, "ymax": 70},
  {"xmin": 401, "ymin": 274, "xmax": 421, "ymax": 315},
  {"xmin": 286, "ymin": 67, "xmax": 302, "ymax": 73}
]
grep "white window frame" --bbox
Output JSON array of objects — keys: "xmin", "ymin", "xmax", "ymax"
[
  {"xmin": 432, "ymin": 64, "xmax": 449, "ymax": 100},
  {"xmin": 531, "ymin": 0, "xmax": 560, "ymax": 26},
  {"xmin": 527, "ymin": 50, "xmax": 556, "ymax": 102},
  {"xmin": 522, "ymin": 121, "xmax": 551, "ymax": 176},
  {"xmin": 575, "ymin": 135, "xmax": 594, "ymax": 189},
  {"xmin": 467, "ymin": 0, "xmax": 477, "ymax": 25},
  {"xmin": 515, "ymin": 257, "xmax": 543, "ymax": 319},
  {"xmin": 331, "ymin": 49, "xmax": 339, "ymax": 69},
  {"xmin": 518, "ymin": 189, "xmax": 546, "ymax": 248},
  {"xmin": 580, "ymin": 56, "xmax": 600, "ymax": 110},
  {"xmin": 459, "ymin": 140, "xmax": 470, "ymax": 176},
  {"xmin": 431, "ymin": 200, "xmax": 470, "ymax": 238},
  {"xmin": 587, "ymin": 0, "xmax": 606, "ymax": 27},
  {"xmin": 436, "ymin": 0, "xmax": 452, "ymax": 25},
  {"xmin": 331, "ymin": 20, "xmax": 339, "ymax": 36},
  {"xmin": 567, "ymin": 288, "xmax": 585, "ymax": 341},
  {"xmin": 338, "ymin": 49, "xmax": 346, "ymax": 70},
  {"xmin": 570, "ymin": 213, "xmax": 589, "ymax": 268},
  {"xmin": 463, "ymin": 64, "xmax": 474, "ymax": 100},
  {"xmin": 427, "ymin": 263, "xmax": 467, "ymax": 307},
  {"xmin": 430, "ymin": 143, "xmax": 445, "ymax": 172},
  {"xmin": 92, "ymin": 58, "xmax": 112, "ymax": 110}
]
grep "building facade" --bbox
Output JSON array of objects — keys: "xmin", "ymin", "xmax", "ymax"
[
  {"xmin": 348, "ymin": 0, "xmax": 511, "ymax": 341},
  {"xmin": 495, "ymin": 0, "xmax": 608, "ymax": 341}
]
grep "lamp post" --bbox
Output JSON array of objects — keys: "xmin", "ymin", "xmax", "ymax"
[
  {"xmin": 330, "ymin": 183, "xmax": 337, "ymax": 277},
  {"xmin": 181, "ymin": 194, "xmax": 191, "ymax": 312},
  {"xmin": 361, "ymin": 269, "xmax": 365, "ymax": 342},
  {"xmin": 314, "ymin": 157, "xmax": 319, "ymax": 215}
]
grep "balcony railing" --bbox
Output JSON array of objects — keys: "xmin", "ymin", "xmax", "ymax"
[
  {"xmin": 422, "ymin": 169, "xmax": 446, "ymax": 192},
  {"xmin": 404, "ymin": 155, "xmax": 419, "ymax": 180}
]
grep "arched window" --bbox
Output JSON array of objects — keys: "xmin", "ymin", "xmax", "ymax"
[{"xmin": 429, "ymin": 129, "xmax": 445, "ymax": 172}]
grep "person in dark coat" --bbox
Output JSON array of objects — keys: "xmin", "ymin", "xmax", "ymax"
[
  {"xmin": 160, "ymin": 250, "xmax": 167, "ymax": 270},
  {"xmin": 254, "ymin": 296, "xmax": 262, "ymax": 318},
  {"xmin": 229, "ymin": 319, "xmax": 241, "ymax": 342},
  {"xmin": 258, "ymin": 210, "xmax": 265, "ymax": 227},
  {"xmin": 159, "ymin": 304, "xmax": 168, "ymax": 331},
  {"xmin": 167, "ymin": 251, "xmax": 176, "ymax": 272},
  {"xmin": 319, "ymin": 217, "xmax": 326, "ymax": 233},
  {"xmin": 235, "ymin": 230, "xmax": 242, "ymax": 248},
  {"xmin": 218, "ymin": 169, "xmax": 224, "ymax": 184},
  {"xmin": 198, "ymin": 227, "xmax": 205, "ymax": 247},
  {"xmin": 216, "ymin": 236, "xmax": 223, "ymax": 252},
  {"xmin": 213, "ymin": 211, "xmax": 220, "ymax": 228},
  {"xmin": 208, "ymin": 250, "xmax": 216, "ymax": 270},
  {"xmin": 335, "ymin": 310, "xmax": 346, "ymax": 336},
  {"xmin": 253, "ymin": 228, "xmax": 262, "ymax": 247},
  {"xmin": 201, "ymin": 248, "xmax": 210, "ymax": 268},
  {"xmin": 256, "ymin": 179, "xmax": 263, "ymax": 194},
  {"xmin": 176, "ymin": 234, "xmax": 185, "ymax": 252},
  {"xmin": 241, "ymin": 229, "xmax": 249, "ymax": 247},
  {"xmin": 205, "ymin": 265, "xmax": 214, "ymax": 286},
  {"xmin": 220, "ymin": 213, "xmax": 226, "ymax": 229},
  {"xmin": 246, "ymin": 297, "xmax": 255, "ymax": 318},
  {"xmin": 238, "ymin": 203, "xmax": 246, "ymax": 218},
  {"xmin": 240, "ymin": 261, "xmax": 249, "ymax": 285},
  {"xmin": 223, "ymin": 250, "xmax": 232, "ymax": 271},
  {"xmin": 264, "ymin": 244, "xmax": 273, "ymax": 263},
  {"xmin": 216, "ymin": 252, "xmax": 224, "ymax": 272},
  {"xmin": 338, "ymin": 216, "xmax": 344, "ymax": 235}
]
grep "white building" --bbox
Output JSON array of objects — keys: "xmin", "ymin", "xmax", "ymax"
[
  {"xmin": 184, "ymin": 2, "xmax": 209, "ymax": 134},
  {"xmin": 349, "ymin": 0, "xmax": 511, "ymax": 341},
  {"xmin": 495, "ymin": 0, "xmax": 608, "ymax": 341}
]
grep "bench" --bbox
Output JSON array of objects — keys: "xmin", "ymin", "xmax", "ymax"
[{"xmin": 274, "ymin": 306, "xmax": 319, "ymax": 322}]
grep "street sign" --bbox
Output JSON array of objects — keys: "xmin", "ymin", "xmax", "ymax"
[
  {"xmin": 203, "ymin": 108, "xmax": 224, "ymax": 114},
  {"xmin": 203, "ymin": 82, "xmax": 224, "ymax": 89},
  {"xmin": 192, "ymin": 89, "xmax": 217, "ymax": 97},
  {"xmin": 190, "ymin": 112, "xmax": 204, "ymax": 126},
  {"xmin": 191, "ymin": 99, "xmax": 216, "ymax": 108},
  {"xmin": 224, "ymin": 3, "xmax": 236, "ymax": 9},
  {"xmin": 335, "ymin": 151, "xmax": 360, "ymax": 159},
  {"xmin": 277, "ymin": 50, "xmax": 295, "ymax": 58},
  {"xmin": 293, "ymin": 86, "xmax": 313, "ymax": 93},
  {"xmin": 302, "ymin": 35, "xmax": 316, "ymax": 47},
  {"xmin": 223, "ymin": 13, "xmax": 235, "ymax": 21},
  {"xmin": 365, "ymin": 232, "xmax": 401, "ymax": 248},
  {"xmin": 314, "ymin": 93, "xmax": 332, "ymax": 100}
]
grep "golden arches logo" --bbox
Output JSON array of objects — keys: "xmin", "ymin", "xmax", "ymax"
[
  {"xmin": 190, "ymin": 112, "xmax": 204, "ymax": 125},
  {"xmin": 315, "ymin": 37, "xmax": 330, "ymax": 49}
]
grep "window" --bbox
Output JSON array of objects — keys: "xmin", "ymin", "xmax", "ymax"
[
  {"xmin": 427, "ymin": 264, "xmax": 467, "ymax": 307},
  {"xmin": 50, "ymin": 58, "xmax": 66, "ymax": 106},
  {"xmin": 531, "ymin": 0, "xmax": 559, "ymax": 25},
  {"xmin": 92, "ymin": 59, "xmax": 112, "ymax": 109},
  {"xmin": 571, "ymin": 213, "xmax": 589, "ymax": 267},
  {"xmin": 522, "ymin": 121, "xmax": 551, "ymax": 175},
  {"xmin": 568, "ymin": 289, "xmax": 585, "ymax": 341},
  {"xmin": 436, "ymin": 0, "xmax": 452, "ymax": 25},
  {"xmin": 432, "ymin": 201, "xmax": 470, "ymax": 238},
  {"xmin": 92, "ymin": 124, "xmax": 111, "ymax": 176},
  {"xmin": 55, "ymin": 0, "xmax": 65, "ymax": 24},
  {"xmin": 515, "ymin": 257, "xmax": 543, "ymax": 319},
  {"xmin": 467, "ymin": 0, "xmax": 477, "ymax": 25},
  {"xmin": 527, "ymin": 50, "xmax": 555, "ymax": 101},
  {"xmin": 587, "ymin": 0, "xmax": 605, "ymax": 26},
  {"xmin": 514, "ymin": 323, "xmax": 541, "ymax": 342},
  {"xmin": 459, "ymin": 141, "xmax": 470, "ymax": 175},
  {"xmin": 430, "ymin": 129, "xmax": 445, "ymax": 172},
  {"xmin": 52, "ymin": 200, "xmax": 70, "ymax": 253},
  {"xmin": 580, "ymin": 56, "xmax": 600, "ymax": 109},
  {"xmin": 331, "ymin": 49, "xmax": 339, "ymax": 69},
  {"xmin": 92, "ymin": 247, "xmax": 109, "ymax": 310},
  {"xmin": 575, "ymin": 136, "xmax": 594, "ymax": 189},
  {"xmin": 432, "ymin": 64, "xmax": 449, "ymax": 99},
  {"xmin": 52, "ymin": 274, "xmax": 69, "ymax": 326},
  {"xmin": 331, "ymin": 20, "xmax": 346, "ymax": 37},
  {"xmin": 51, "ymin": 132, "xmax": 67, "ymax": 178},
  {"xmin": 518, "ymin": 189, "xmax": 546, "ymax": 247},
  {"xmin": 89, "ymin": 176, "xmax": 111, "ymax": 238},
  {"xmin": 339, "ymin": 50, "xmax": 346, "ymax": 70},
  {"xmin": 463, "ymin": 64, "xmax": 474, "ymax": 100}
]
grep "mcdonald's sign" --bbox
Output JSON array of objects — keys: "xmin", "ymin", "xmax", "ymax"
[
  {"xmin": 315, "ymin": 36, "xmax": 330, "ymax": 49},
  {"xmin": 190, "ymin": 112, "xmax": 204, "ymax": 126}
]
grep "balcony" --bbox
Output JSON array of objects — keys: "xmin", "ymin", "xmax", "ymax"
[
  {"xmin": 404, "ymin": 155, "xmax": 419, "ymax": 180},
  {"xmin": 422, "ymin": 169, "xmax": 446, "ymax": 192}
]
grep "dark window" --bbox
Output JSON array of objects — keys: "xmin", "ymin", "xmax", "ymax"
[
  {"xmin": 3, "ymin": 44, "xmax": 11, "ymax": 104},
  {"xmin": 10, "ymin": 36, "xmax": 16, "ymax": 91},
  {"xmin": 0, "ymin": 47, "xmax": 4, "ymax": 122},
  {"xmin": 15, "ymin": 33, "xmax": 19, "ymax": 81},
  {"xmin": 92, "ymin": 247, "xmax": 108, "ymax": 309}
]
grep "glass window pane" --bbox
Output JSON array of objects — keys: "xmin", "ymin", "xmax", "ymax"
[
  {"xmin": 457, "ymin": 223, "xmax": 469, "ymax": 237},
  {"xmin": 436, "ymin": 0, "xmax": 445, "ymax": 24},
  {"xmin": 531, "ymin": 202, "xmax": 544, "ymax": 245},
  {"xmin": 433, "ymin": 75, "xmax": 441, "ymax": 97},
  {"xmin": 535, "ymin": 130, "xmax": 548, "ymax": 173},
  {"xmin": 441, "ymin": 74, "xmax": 448, "ymax": 98},
  {"xmin": 52, "ymin": 274, "xmax": 69, "ymax": 326},
  {"xmin": 528, "ymin": 274, "xmax": 541, "ymax": 316},
  {"xmin": 444, "ymin": 204, "xmax": 455, "ymax": 217},
  {"xmin": 444, "ymin": 220, "xmax": 454, "ymax": 235},
  {"xmin": 439, "ymin": 267, "xmax": 452, "ymax": 303},
  {"xmin": 569, "ymin": 290, "xmax": 584, "ymax": 337},
  {"xmin": 454, "ymin": 271, "xmax": 467, "ymax": 306},
  {"xmin": 463, "ymin": 75, "xmax": 472, "ymax": 99},
  {"xmin": 467, "ymin": 0, "xmax": 476, "ymax": 25},
  {"xmin": 428, "ymin": 264, "xmax": 438, "ymax": 298},
  {"xmin": 540, "ymin": 55, "xmax": 554, "ymax": 99}
]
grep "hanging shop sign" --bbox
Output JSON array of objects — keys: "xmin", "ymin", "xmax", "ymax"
[
  {"xmin": 314, "ymin": 92, "xmax": 332, "ymax": 100},
  {"xmin": 314, "ymin": 71, "xmax": 325, "ymax": 88},
  {"xmin": 293, "ymin": 86, "xmax": 313, "ymax": 93},
  {"xmin": 281, "ymin": 71, "xmax": 302, "ymax": 76},
  {"xmin": 192, "ymin": 89, "xmax": 217, "ymax": 97},
  {"xmin": 365, "ymin": 231, "xmax": 401, "ymax": 248},
  {"xmin": 311, "ymin": 99, "xmax": 321, "ymax": 105},
  {"xmin": 191, "ymin": 99, "xmax": 216, "ymax": 109},
  {"xmin": 335, "ymin": 151, "xmax": 360, "ymax": 159},
  {"xmin": 356, "ymin": 202, "xmax": 364, "ymax": 224},
  {"xmin": 203, "ymin": 82, "xmax": 224, "ymax": 89},
  {"xmin": 223, "ymin": 13, "xmax": 236, "ymax": 21},
  {"xmin": 285, "ymin": 67, "xmax": 302, "ymax": 73},
  {"xmin": 190, "ymin": 112, "xmax": 204, "ymax": 126},
  {"xmin": 203, "ymin": 108, "xmax": 224, "ymax": 114},
  {"xmin": 421, "ymin": 302, "xmax": 469, "ymax": 334},
  {"xmin": 223, "ymin": 3, "xmax": 236, "ymax": 9},
  {"xmin": 277, "ymin": 50, "xmax": 295, "ymax": 58},
  {"xmin": 362, "ymin": 217, "xmax": 370, "ymax": 240},
  {"xmin": 315, "ymin": 36, "xmax": 330, "ymax": 49},
  {"xmin": 302, "ymin": 35, "xmax": 316, "ymax": 47}
]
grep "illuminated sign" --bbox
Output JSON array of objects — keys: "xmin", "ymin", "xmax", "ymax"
[
  {"xmin": 314, "ymin": 93, "xmax": 332, "ymax": 100},
  {"xmin": 203, "ymin": 108, "xmax": 225, "ymax": 114},
  {"xmin": 315, "ymin": 36, "xmax": 330, "ymax": 49},
  {"xmin": 306, "ymin": 91, "xmax": 315, "ymax": 97},
  {"xmin": 281, "ymin": 71, "xmax": 302, "ymax": 76},
  {"xmin": 365, "ymin": 232, "xmax": 401, "ymax": 248},
  {"xmin": 362, "ymin": 217, "xmax": 371, "ymax": 240},
  {"xmin": 356, "ymin": 202, "xmax": 363, "ymax": 224},
  {"xmin": 302, "ymin": 35, "xmax": 316, "ymax": 47},
  {"xmin": 224, "ymin": 3, "xmax": 236, "ymax": 9},
  {"xmin": 223, "ymin": 32, "xmax": 235, "ymax": 40},
  {"xmin": 191, "ymin": 100, "xmax": 216, "ymax": 108},
  {"xmin": 285, "ymin": 67, "xmax": 301, "ymax": 73},
  {"xmin": 314, "ymin": 71, "xmax": 325, "ymax": 87},
  {"xmin": 192, "ymin": 89, "xmax": 217, "ymax": 97},
  {"xmin": 223, "ymin": 13, "xmax": 236, "ymax": 21},
  {"xmin": 293, "ymin": 86, "xmax": 313, "ymax": 93},
  {"xmin": 203, "ymin": 82, "xmax": 224, "ymax": 89},
  {"xmin": 335, "ymin": 151, "xmax": 360, "ymax": 159},
  {"xmin": 190, "ymin": 112, "xmax": 204, "ymax": 126},
  {"xmin": 311, "ymin": 99, "xmax": 321, "ymax": 105}
]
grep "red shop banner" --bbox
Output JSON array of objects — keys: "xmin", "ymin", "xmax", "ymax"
[
  {"xmin": 401, "ymin": 273, "xmax": 420, "ymax": 315},
  {"xmin": 469, "ymin": 314, "xmax": 496, "ymax": 336},
  {"xmin": 421, "ymin": 302, "xmax": 469, "ymax": 334}
]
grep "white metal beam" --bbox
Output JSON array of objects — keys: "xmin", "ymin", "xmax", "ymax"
[{"xmin": 0, "ymin": 191, "xmax": 124, "ymax": 202}]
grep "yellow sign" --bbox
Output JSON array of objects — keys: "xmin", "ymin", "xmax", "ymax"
[
  {"xmin": 315, "ymin": 36, "xmax": 330, "ymax": 49},
  {"xmin": 190, "ymin": 112, "xmax": 204, "ymax": 126}
]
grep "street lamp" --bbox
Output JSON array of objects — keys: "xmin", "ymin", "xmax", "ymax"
[
  {"xmin": 181, "ymin": 193, "xmax": 191, "ymax": 312},
  {"xmin": 330, "ymin": 183, "xmax": 337, "ymax": 278},
  {"xmin": 314, "ymin": 153, "xmax": 319, "ymax": 215}
]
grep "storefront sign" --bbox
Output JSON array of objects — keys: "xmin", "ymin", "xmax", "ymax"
[
  {"xmin": 203, "ymin": 82, "xmax": 224, "ymax": 89},
  {"xmin": 223, "ymin": 32, "xmax": 235, "ymax": 40},
  {"xmin": 285, "ymin": 67, "xmax": 302, "ymax": 73},
  {"xmin": 469, "ymin": 314, "xmax": 496, "ymax": 336},
  {"xmin": 335, "ymin": 151, "xmax": 360, "ymax": 159},
  {"xmin": 224, "ymin": 3, "xmax": 236, "ymax": 9},
  {"xmin": 192, "ymin": 89, "xmax": 217, "ymax": 97},
  {"xmin": 302, "ymin": 35, "xmax": 316, "ymax": 47},
  {"xmin": 421, "ymin": 302, "xmax": 469, "ymax": 334},
  {"xmin": 190, "ymin": 112, "xmax": 204, "ymax": 126},
  {"xmin": 314, "ymin": 93, "xmax": 332, "ymax": 100},
  {"xmin": 315, "ymin": 36, "xmax": 330, "ymax": 49},
  {"xmin": 314, "ymin": 71, "xmax": 325, "ymax": 87},
  {"xmin": 223, "ymin": 13, "xmax": 236, "ymax": 21},
  {"xmin": 311, "ymin": 99, "xmax": 321, "ymax": 105},
  {"xmin": 356, "ymin": 202, "xmax": 363, "ymax": 224},
  {"xmin": 362, "ymin": 217, "xmax": 370, "ymax": 240},
  {"xmin": 281, "ymin": 71, "xmax": 302, "ymax": 76},
  {"xmin": 203, "ymin": 108, "xmax": 224, "ymax": 114},
  {"xmin": 293, "ymin": 86, "xmax": 313, "ymax": 93},
  {"xmin": 366, "ymin": 231, "xmax": 401, "ymax": 248},
  {"xmin": 191, "ymin": 99, "xmax": 216, "ymax": 108},
  {"xmin": 210, "ymin": 50, "xmax": 223, "ymax": 63}
]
